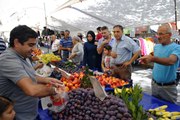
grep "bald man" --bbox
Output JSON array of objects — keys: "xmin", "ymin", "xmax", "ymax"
[{"xmin": 139, "ymin": 23, "xmax": 180, "ymax": 104}]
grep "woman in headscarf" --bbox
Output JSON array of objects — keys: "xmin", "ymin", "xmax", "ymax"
[
  {"xmin": 68, "ymin": 36, "xmax": 84, "ymax": 65},
  {"xmin": 82, "ymin": 31, "xmax": 102, "ymax": 71}
]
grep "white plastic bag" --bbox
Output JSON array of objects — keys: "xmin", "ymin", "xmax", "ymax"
[
  {"xmin": 41, "ymin": 84, "xmax": 68, "ymax": 113},
  {"xmin": 36, "ymin": 64, "xmax": 53, "ymax": 77}
]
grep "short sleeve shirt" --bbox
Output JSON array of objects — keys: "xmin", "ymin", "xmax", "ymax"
[
  {"xmin": 51, "ymin": 39, "xmax": 60, "ymax": 52},
  {"xmin": 0, "ymin": 48, "xmax": 38, "ymax": 120},
  {"xmin": 153, "ymin": 43, "xmax": 180, "ymax": 83},
  {"xmin": 0, "ymin": 38, "xmax": 6, "ymax": 54},
  {"xmin": 111, "ymin": 35, "xmax": 140, "ymax": 65},
  {"xmin": 60, "ymin": 37, "xmax": 73, "ymax": 55},
  {"xmin": 97, "ymin": 37, "xmax": 115, "ymax": 48}
]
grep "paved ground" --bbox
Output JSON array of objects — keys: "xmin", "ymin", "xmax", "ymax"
[
  {"xmin": 132, "ymin": 65, "xmax": 180, "ymax": 104},
  {"xmin": 132, "ymin": 65, "xmax": 152, "ymax": 94}
]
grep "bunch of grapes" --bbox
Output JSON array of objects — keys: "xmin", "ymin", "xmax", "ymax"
[{"xmin": 59, "ymin": 88, "xmax": 132, "ymax": 120}]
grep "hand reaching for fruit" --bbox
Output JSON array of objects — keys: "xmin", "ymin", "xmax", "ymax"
[
  {"xmin": 31, "ymin": 55, "xmax": 40, "ymax": 61},
  {"xmin": 34, "ymin": 62, "xmax": 44, "ymax": 70},
  {"xmin": 46, "ymin": 77, "xmax": 63, "ymax": 88},
  {"xmin": 47, "ymin": 83, "xmax": 68, "ymax": 109},
  {"xmin": 121, "ymin": 61, "xmax": 131, "ymax": 68}
]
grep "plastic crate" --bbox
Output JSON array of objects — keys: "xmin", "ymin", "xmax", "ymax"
[{"xmin": 105, "ymin": 79, "xmax": 133, "ymax": 92}]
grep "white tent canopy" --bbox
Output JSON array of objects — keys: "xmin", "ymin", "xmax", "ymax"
[{"xmin": 0, "ymin": 0, "xmax": 180, "ymax": 32}]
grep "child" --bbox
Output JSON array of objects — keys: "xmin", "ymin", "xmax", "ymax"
[
  {"xmin": 102, "ymin": 45, "xmax": 112, "ymax": 72},
  {"xmin": 0, "ymin": 96, "xmax": 15, "ymax": 120}
]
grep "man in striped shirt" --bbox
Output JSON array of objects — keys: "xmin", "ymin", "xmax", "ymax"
[
  {"xmin": 0, "ymin": 37, "xmax": 6, "ymax": 54},
  {"xmin": 59, "ymin": 30, "xmax": 73, "ymax": 60}
]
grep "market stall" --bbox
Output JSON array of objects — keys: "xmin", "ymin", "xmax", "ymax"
[
  {"xmin": 35, "ymin": 55, "xmax": 180, "ymax": 120},
  {"xmin": 38, "ymin": 92, "xmax": 180, "ymax": 120},
  {"xmin": 140, "ymin": 93, "xmax": 180, "ymax": 112}
]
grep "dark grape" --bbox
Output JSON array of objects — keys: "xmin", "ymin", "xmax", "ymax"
[
  {"xmin": 105, "ymin": 114, "xmax": 110, "ymax": 119},
  {"xmin": 117, "ymin": 113, "xmax": 123, "ymax": 118},
  {"xmin": 47, "ymin": 103, "xmax": 52, "ymax": 107},
  {"xmin": 58, "ymin": 88, "xmax": 131, "ymax": 120},
  {"xmin": 110, "ymin": 116, "xmax": 116, "ymax": 120},
  {"xmin": 123, "ymin": 112, "xmax": 132, "ymax": 118}
]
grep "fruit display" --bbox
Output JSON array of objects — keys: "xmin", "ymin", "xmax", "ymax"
[
  {"xmin": 55, "ymin": 61, "xmax": 82, "ymax": 73},
  {"xmin": 59, "ymin": 88, "xmax": 132, "ymax": 120},
  {"xmin": 38, "ymin": 53, "xmax": 61, "ymax": 64},
  {"xmin": 61, "ymin": 72, "xmax": 84, "ymax": 92},
  {"xmin": 114, "ymin": 87, "xmax": 133, "ymax": 95},
  {"xmin": 32, "ymin": 48, "xmax": 42, "ymax": 56},
  {"xmin": 96, "ymin": 74, "xmax": 129, "ymax": 88},
  {"xmin": 60, "ymin": 69, "xmax": 132, "ymax": 92},
  {"xmin": 148, "ymin": 105, "xmax": 180, "ymax": 120}
]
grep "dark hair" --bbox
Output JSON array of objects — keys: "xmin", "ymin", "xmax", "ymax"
[
  {"xmin": 65, "ymin": 30, "xmax": 70, "ymax": 33},
  {"xmin": 9, "ymin": 25, "xmax": 38, "ymax": 47},
  {"xmin": 0, "ymin": 96, "xmax": 13, "ymax": 117},
  {"xmin": 101, "ymin": 26, "xmax": 108, "ymax": 31},
  {"xmin": 86, "ymin": 30, "xmax": 95, "ymax": 43},
  {"xmin": 113, "ymin": 25, "xmax": 124, "ymax": 32},
  {"xmin": 96, "ymin": 27, "xmax": 101, "ymax": 31},
  {"xmin": 77, "ymin": 33, "xmax": 83, "ymax": 40},
  {"xmin": 60, "ymin": 31, "xmax": 65, "ymax": 36},
  {"xmin": 104, "ymin": 44, "xmax": 112, "ymax": 51}
]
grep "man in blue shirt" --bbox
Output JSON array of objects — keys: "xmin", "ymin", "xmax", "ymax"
[
  {"xmin": 139, "ymin": 23, "xmax": 180, "ymax": 104},
  {"xmin": 110, "ymin": 25, "xmax": 140, "ymax": 80},
  {"xmin": 59, "ymin": 30, "xmax": 73, "ymax": 60}
]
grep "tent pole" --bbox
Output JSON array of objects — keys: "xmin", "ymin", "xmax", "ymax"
[
  {"xmin": 174, "ymin": 0, "xmax": 178, "ymax": 30},
  {"xmin": 44, "ymin": 2, "xmax": 49, "ymax": 53}
]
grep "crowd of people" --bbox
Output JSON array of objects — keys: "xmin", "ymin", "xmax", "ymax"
[
  {"xmin": 50, "ymin": 25, "xmax": 141, "ymax": 77},
  {"xmin": 0, "ymin": 23, "xmax": 180, "ymax": 120}
]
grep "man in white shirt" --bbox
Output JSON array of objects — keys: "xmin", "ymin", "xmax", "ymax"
[{"xmin": 51, "ymin": 34, "xmax": 60, "ymax": 55}]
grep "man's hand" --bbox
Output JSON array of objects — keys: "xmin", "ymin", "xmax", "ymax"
[
  {"xmin": 69, "ymin": 53, "xmax": 76, "ymax": 59},
  {"xmin": 138, "ymin": 55, "xmax": 154, "ymax": 64},
  {"xmin": 103, "ymin": 68, "xmax": 110, "ymax": 72},
  {"xmin": 45, "ymin": 77, "xmax": 63, "ymax": 87},
  {"xmin": 111, "ymin": 52, "xmax": 117, "ymax": 58},
  {"xmin": 59, "ymin": 46, "xmax": 62, "ymax": 51},
  {"xmin": 102, "ymin": 39, "xmax": 109, "ymax": 45},
  {"xmin": 94, "ymin": 42, "xmax": 98, "ymax": 45},
  {"xmin": 67, "ymin": 48, "xmax": 71, "ymax": 51},
  {"xmin": 122, "ymin": 61, "xmax": 131, "ymax": 68},
  {"xmin": 31, "ymin": 55, "xmax": 39, "ymax": 61},
  {"xmin": 34, "ymin": 62, "xmax": 44, "ymax": 70}
]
